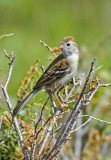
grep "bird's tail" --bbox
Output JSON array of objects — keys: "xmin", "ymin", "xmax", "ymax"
[{"xmin": 13, "ymin": 89, "xmax": 38, "ymax": 116}]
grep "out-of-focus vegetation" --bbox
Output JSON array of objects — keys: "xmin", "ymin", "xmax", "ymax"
[{"xmin": 0, "ymin": 0, "xmax": 111, "ymax": 159}]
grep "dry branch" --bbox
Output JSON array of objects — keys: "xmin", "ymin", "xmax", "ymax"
[
  {"xmin": 0, "ymin": 33, "xmax": 14, "ymax": 39},
  {"xmin": 1, "ymin": 50, "xmax": 29, "ymax": 160},
  {"xmin": 43, "ymin": 57, "xmax": 111, "ymax": 160}
]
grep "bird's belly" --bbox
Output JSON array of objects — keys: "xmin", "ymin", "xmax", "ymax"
[
  {"xmin": 46, "ymin": 71, "xmax": 74, "ymax": 91},
  {"xmin": 58, "ymin": 71, "xmax": 74, "ymax": 85}
]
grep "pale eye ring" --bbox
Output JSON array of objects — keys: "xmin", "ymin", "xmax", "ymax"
[{"xmin": 67, "ymin": 43, "xmax": 70, "ymax": 46}]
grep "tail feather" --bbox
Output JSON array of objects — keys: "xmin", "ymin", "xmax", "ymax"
[{"xmin": 13, "ymin": 89, "xmax": 38, "ymax": 116}]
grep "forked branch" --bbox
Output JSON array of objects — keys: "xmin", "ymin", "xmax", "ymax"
[{"xmin": 1, "ymin": 50, "xmax": 29, "ymax": 160}]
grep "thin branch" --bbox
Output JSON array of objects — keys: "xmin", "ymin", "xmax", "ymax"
[
  {"xmin": 71, "ymin": 117, "xmax": 92, "ymax": 133},
  {"xmin": 52, "ymin": 123, "xmax": 63, "ymax": 135},
  {"xmin": 74, "ymin": 112, "xmax": 83, "ymax": 160},
  {"xmin": 43, "ymin": 57, "xmax": 98, "ymax": 159},
  {"xmin": 99, "ymin": 83, "xmax": 111, "ymax": 87},
  {"xmin": 37, "ymin": 88, "xmax": 62, "ymax": 156},
  {"xmin": 48, "ymin": 90, "xmax": 56, "ymax": 111},
  {"xmin": 82, "ymin": 90, "xmax": 110, "ymax": 135},
  {"xmin": 35, "ymin": 129, "xmax": 46, "ymax": 148},
  {"xmin": 30, "ymin": 97, "xmax": 49, "ymax": 159},
  {"xmin": 45, "ymin": 123, "xmax": 63, "ymax": 155},
  {"xmin": 0, "ymin": 33, "xmax": 14, "ymax": 39},
  {"xmin": 1, "ymin": 51, "xmax": 29, "ymax": 160},
  {"xmin": 40, "ymin": 40, "xmax": 53, "ymax": 52},
  {"xmin": 79, "ymin": 115, "xmax": 111, "ymax": 124},
  {"xmin": 33, "ymin": 115, "xmax": 53, "ymax": 149},
  {"xmin": 48, "ymin": 150, "xmax": 60, "ymax": 160},
  {"xmin": 38, "ymin": 113, "xmax": 61, "ymax": 157},
  {"xmin": 91, "ymin": 65, "xmax": 103, "ymax": 75},
  {"xmin": 45, "ymin": 131, "xmax": 54, "ymax": 153},
  {"xmin": 38, "ymin": 116, "xmax": 56, "ymax": 156},
  {"xmin": 6, "ymin": 115, "xmax": 15, "ymax": 129},
  {"xmin": 64, "ymin": 77, "xmax": 76, "ymax": 102}
]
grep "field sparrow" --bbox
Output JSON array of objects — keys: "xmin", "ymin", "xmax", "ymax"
[{"xmin": 13, "ymin": 36, "xmax": 79, "ymax": 116}]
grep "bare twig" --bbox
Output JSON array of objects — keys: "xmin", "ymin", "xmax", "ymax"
[
  {"xmin": 82, "ymin": 90, "xmax": 110, "ymax": 135},
  {"xmin": 91, "ymin": 65, "xmax": 103, "ymax": 75},
  {"xmin": 37, "ymin": 89, "xmax": 62, "ymax": 157},
  {"xmin": 30, "ymin": 97, "xmax": 49, "ymax": 159},
  {"xmin": 0, "ymin": 33, "xmax": 14, "ymax": 39},
  {"xmin": 71, "ymin": 117, "xmax": 92, "ymax": 133},
  {"xmin": 73, "ymin": 84, "xmax": 109, "ymax": 159},
  {"xmin": 1, "ymin": 51, "xmax": 29, "ymax": 160},
  {"xmin": 35, "ymin": 131, "xmax": 46, "ymax": 149},
  {"xmin": 74, "ymin": 112, "xmax": 83, "ymax": 160},
  {"xmin": 40, "ymin": 40, "xmax": 53, "ymax": 52},
  {"xmin": 79, "ymin": 115, "xmax": 111, "ymax": 124},
  {"xmin": 64, "ymin": 77, "xmax": 76, "ymax": 102},
  {"xmin": 38, "ymin": 115, "xmax": 57, "ymax": 157},
  {"xmin": 99, "ymin": 83, "xmax": 111, "ymax": 87},
  {"xmin": 6, "ymin": 115, "xmax": 15, "ymax": 129},
  {"xmin": 43, "ymin": 57, "xmax": 111, "ymax": 160}
]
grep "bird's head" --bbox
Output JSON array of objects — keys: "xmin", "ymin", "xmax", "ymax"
[{"xmin": 59, "ymin": 36, "xmax": 79, "ymax": 56}]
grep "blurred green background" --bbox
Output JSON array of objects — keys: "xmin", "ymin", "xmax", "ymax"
[{"xmin": 0, "ymin": 0, "xmax": 111, "ymax": 102}]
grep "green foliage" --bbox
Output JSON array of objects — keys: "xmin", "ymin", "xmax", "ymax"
[{"xmin": 0, "ymin": 117, "xmax": 21, "ymax": 160}]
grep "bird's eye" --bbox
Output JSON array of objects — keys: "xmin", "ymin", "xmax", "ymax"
[{"xmin": 67, "ymin": 43, "xmax": 70, "ymax": 46}]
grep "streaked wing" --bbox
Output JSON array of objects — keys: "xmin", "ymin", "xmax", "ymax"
[{"xmin": 33, "ymin": 54, "xmax": 70, "ymax": 89}]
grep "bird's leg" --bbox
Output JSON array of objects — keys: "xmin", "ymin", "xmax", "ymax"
[
  {"xmin": 54, "ymin": 95, "xmax": 64, "ymax": 111},
  {"xmin": 53, "ymin": 83, "xmax": 64, "ymax": 111}
]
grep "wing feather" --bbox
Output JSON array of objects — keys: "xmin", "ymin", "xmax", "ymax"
[{"xmin": 33, "ymin": 54, "xmax": 70, "ymax": 89}]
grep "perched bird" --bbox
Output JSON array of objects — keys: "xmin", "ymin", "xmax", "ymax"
[{"xmin": 13, "ymin": 36, "xmax": 79, "ymax": 116}]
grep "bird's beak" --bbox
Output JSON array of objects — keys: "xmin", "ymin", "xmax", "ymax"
[{"xmin": 59, "ymin": 44, "xmax": 64, "ymax": 50}]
